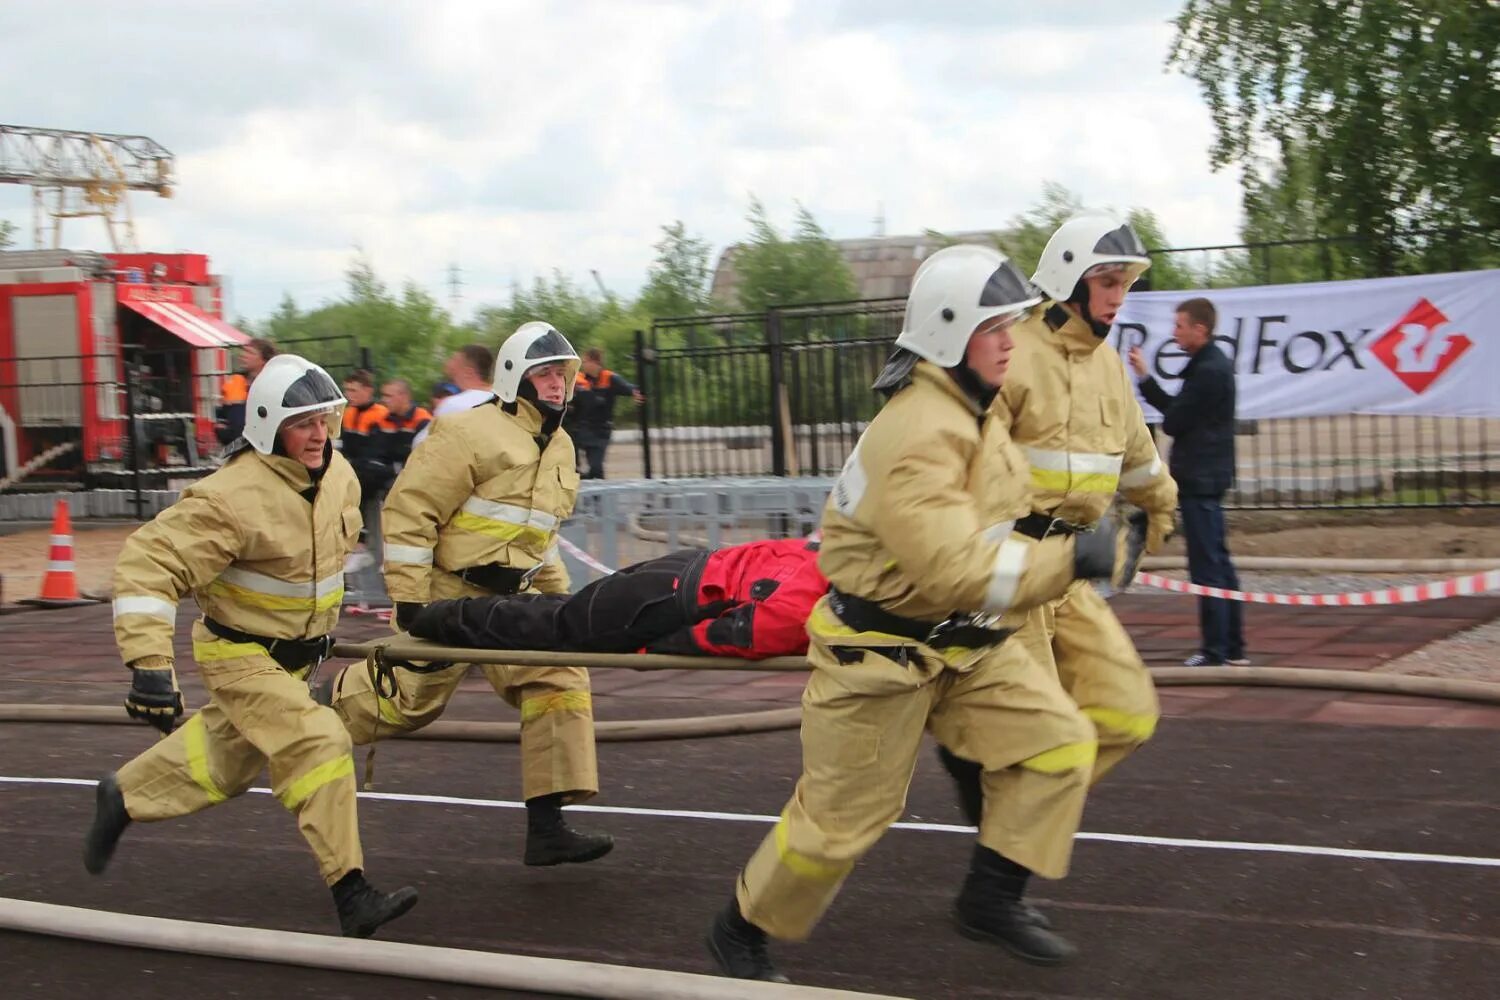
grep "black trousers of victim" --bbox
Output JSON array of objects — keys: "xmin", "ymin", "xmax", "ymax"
[{"xmin": 409, "ymin": 550, "xmax": 710, "ymax": 655}]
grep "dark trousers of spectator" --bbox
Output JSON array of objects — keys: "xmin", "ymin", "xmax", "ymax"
[
  {"xmin": 1180, "ymin": 493, "xmax": 1245, "ymax": 664},
  {"xmin": 574, "ymin": 433, "xmax": 608, "ymax": 480},
  {"xmin": 349, "ymin": 489, "xmax": 390, "ymax": 606}
]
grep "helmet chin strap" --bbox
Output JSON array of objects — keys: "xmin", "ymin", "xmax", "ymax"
[{"xmin": 1066, "ymin": 281, "xmax": 1112, "ymax": 339}]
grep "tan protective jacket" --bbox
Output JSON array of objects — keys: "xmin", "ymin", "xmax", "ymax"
[
  {"xmin": 112, "ymin": 448, "xmax": 363, "ymax": 666},
  {"xmin": 999, "ymin": 304, "xmax": 1178, "ymax": 528},
  {"xmin": 382, "ymin": 397, "xmax": 577, "ymax": 604},
  {"xmin": 817, "ymin": 362, "xmax": 1079, "ymax": 630}
]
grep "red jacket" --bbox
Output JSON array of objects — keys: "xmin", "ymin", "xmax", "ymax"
[{"xmin": 686, "ymin": 537, "xmax": 826, "ymax": 658}]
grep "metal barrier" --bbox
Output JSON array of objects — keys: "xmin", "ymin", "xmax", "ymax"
[{"xmin": 635, "ymin": 300, "xmax": 1499, "ymax": 509}]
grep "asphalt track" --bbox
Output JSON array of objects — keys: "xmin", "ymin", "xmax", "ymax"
[{"xmin": 2, "ymin": 695, "xmax": 1499, "ymax": 1000}]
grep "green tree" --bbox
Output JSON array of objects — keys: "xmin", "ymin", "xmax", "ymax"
[
  {"xmin": 732, "ymin": 198, "xmax": 857, "ymax": 312},
  {"xmin": 0, "ymin": 219, "xmax": 15, "ymax": 249},
  {"xmin": 639, "ymin": 221, "xmax": 715, "ymax": 318},
  {"xmin": 1169, "ymin": 0, "xmax": 1500, "ymax": 277},
  {"xmin": 475, "ymin": 271, "xmax": 650, "ymax": 370}
]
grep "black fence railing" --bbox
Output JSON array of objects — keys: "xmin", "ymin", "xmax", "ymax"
[
  {"xmin": 635, "ymin": 301, "xmax": 1499, "ymax": 509},
  {"xmin": 1146, "ymin": 225, "xmax": 1500, "ymax": 289}
]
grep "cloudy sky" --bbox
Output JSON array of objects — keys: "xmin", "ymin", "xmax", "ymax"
[{"xmin": 1, "ymin": 0, "xmax": 1243, "ymax": 323}]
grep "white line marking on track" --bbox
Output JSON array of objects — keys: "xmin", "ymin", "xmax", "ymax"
[{"xmin": 6, "ymin": 775, "xmax": 1499, "ymax": 869}]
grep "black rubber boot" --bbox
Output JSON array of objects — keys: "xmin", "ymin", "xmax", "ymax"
[
  {"xmin": 936, "ymin": 744, "xmax": 985, "ymax": 827},
  {"xmin": 705, "ymin": 899, "xmax": 790, "ymax": 983},
  {"xmin": 523, "ymin": 793, "xmax": 614, "ymax": 866},
  {"xmin": 83, "ymin": 773, "xmax": 131, "ymax": 875},
  {"xmin": 332, "ymin": 871, "xmax": 419, "ymax": 938},
  {"xmin": 954, "ymin": 845, "xmax": 1075, "ymax": 966}
]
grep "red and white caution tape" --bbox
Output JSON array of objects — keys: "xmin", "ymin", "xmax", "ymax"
[
  {"xmin": 1134, "ymin": 569, "xmax": 1500, "ymax": 606},
  {"xmin": 556, "ymin": 536, "xmax": 618, "ymax": 576}
]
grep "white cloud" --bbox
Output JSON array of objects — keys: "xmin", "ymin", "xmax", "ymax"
[{"xmin": 0, "ymin": 0, "xmax": 1242, "ymax": 323}]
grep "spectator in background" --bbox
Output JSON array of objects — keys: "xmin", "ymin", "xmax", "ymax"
[
  {"xmin": 564, "ymin": 346, "xmax": 643, "ymax": 479},
  {"xmin": 413, "ymin": 344, "xmax": 495, "ymax": 447},
  {"xmin": 377, "ymin": 378, "xmax": 431, "ymax": 473},
  {"xmin": 215, "ymin": 337, "xmax": 278, "ymax": 446},
  {"xmin": 340, "ymin": 369, "xmax": 392, "ymax": 605},
  {"xmin": 429, "ymin": 380, "xmax": 459, "ymax": 412},
  {"xmin": 1129, "ymin": 297, "xmax": 1248, "ymax": 667}
]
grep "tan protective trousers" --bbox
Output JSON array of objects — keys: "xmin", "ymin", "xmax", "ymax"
[
  {"xmin": 737, "ymin": 600, "xmax": 1097, "ymax": 942},
  {"xmin": 116, "ymin": 622, "xmax": 362, "ymax": 886},
  {"xmin": 328, "ymin": 573, "xmax": 598, "ymax": 803},
  {"xmin": 1021, "ymin": 579, "xmax": 1161, "ymax": 782}
]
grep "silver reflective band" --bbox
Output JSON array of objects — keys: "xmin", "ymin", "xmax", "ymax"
[
  {"xmin": 217, "ymin": 565, "xmax": 343, "ymax": 599},
  {"xmin": 384, "ymin": 544, "xmax": 435, "ymax": 566},
  {"xmin": 982, "ymin": 519, "xmax": 1017, "ymax": 544},
  {"xmin": 112, "ymin": 595, "xmax": 178, "ymax": 622},
  {"xmin": 460, "ymin": 496, "xmax": 558, "ymax": 532},
  {"xmin": 982, "ymin": 538, "xmax": 1030, "ymax": 614},
  {"xmin": 1022, "ymin": 446, "xmax": 1123, "ymax": 476},
  {"xmin": 1119, "ymin": 455, "xmax": 1164, "ymax": 489}
]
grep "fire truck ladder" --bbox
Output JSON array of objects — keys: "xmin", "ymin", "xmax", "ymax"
[{"xmin": 0, "ymin": 125, "xmax": 175, "ymax": 253}]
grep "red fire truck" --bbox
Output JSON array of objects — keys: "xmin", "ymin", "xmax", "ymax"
[{"xmin": 0, "ymin": 248, "xmax": 249, "ymax": 488}]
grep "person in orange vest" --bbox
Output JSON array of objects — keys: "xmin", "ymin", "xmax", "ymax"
[
  {"xmin": 563, "ymin": 347, "xmax": 643, "ymax": 479},
  {"xmin": 339, "ymin": 369, "xmax": 391, "ymax": 603},
  {"xmin": 377, "ymin": 378, "xmax": 432, "ymax": 473},
  {"xmin": 215, "ymin": 338, "xmax": 278, "ymax": 446}
]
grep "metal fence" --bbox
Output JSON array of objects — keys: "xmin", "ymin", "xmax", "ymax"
[{"xmin": 633, "ymin": 301, "xmax": 1499, "ymax": 510}]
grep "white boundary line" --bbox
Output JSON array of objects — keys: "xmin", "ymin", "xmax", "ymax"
[{"xmin": 6, "ymin": 775, "xmax": 1499, "ymax": 869}]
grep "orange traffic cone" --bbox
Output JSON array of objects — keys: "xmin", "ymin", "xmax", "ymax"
[{"xmin": 21, "ymin": 499, "xmax": 93, "ymax": 607}]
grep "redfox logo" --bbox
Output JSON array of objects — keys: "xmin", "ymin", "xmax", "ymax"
[{"xmin": 1369, "ymin": 298, "xmax": 1472, "ymax": 393}]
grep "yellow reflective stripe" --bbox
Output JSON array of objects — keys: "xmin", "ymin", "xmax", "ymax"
[
  {"xmin": 1084, "ymin": 706, "xmax": 1158, "ymax": 741},
  {"xmin": 206, "ymin": 580, "xmax": 344, "ymax": 613},
  {"xmin": 519, "ymin": 690, "xmax": 593, "ymax": 723},
  {"xmin": 377, "ymin": 695, "xmax": 408, "ymax": 726},
  {"xmin": 277, "ymin": 753, "xmax": 354, "ymax": 810},
  {"xmin": 450, "ymin": 510, "xmax": 553, "ymax": 549},
  {"xmin": 1019, "ymin": 740, "xmax": 1098, "ymax": 775},
  {"xmin": 182, "ymin": 713, "xmax": 228, "ymax": 804},
  {"xmin": 773, "ymin": 814, "xmax": 852, "ymax": 882},
  {"xmin": 1029, "ymin": 468, "xmax": 1120, "ymax": 494},
  {"xmin": 192, "ymin": 637, "xmax": 269, "ymax": 662},
  {"xmin": 808, "ymin": 601, "xmax": 910, "ymax": 645}
]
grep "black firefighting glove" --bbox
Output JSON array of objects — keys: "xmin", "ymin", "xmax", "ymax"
[
  {"xmin": 124, "ymin": 657, "xmax": 184, "ymax": 735},
  {"xmin": 394, "ymin": 602, "xmax": 425, "ymax": 633},
  {"xmin": 1073, "ymin": 509, "xmax": 1150, "ymax": 591}
]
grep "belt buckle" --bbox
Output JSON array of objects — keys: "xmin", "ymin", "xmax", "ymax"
[
  {"xmin": 925, "ymin": 616, "xmax": 965, "ymax": 646},
  {"xmin": 520, "ymin": 563, "xmax": 542, "ymax": 588}
]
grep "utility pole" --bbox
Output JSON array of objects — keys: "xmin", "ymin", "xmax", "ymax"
[{"xmin": 446, "ymin": 262, "xmax": 462, "ymax": 312}]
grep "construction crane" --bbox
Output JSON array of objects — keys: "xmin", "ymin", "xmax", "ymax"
[{"xmin": 0, "ymin": 125, "xmax": 174, "ymax": 252}]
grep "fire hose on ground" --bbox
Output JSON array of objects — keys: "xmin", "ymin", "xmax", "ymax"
[{"xmin": 5, "ymin": 642, "xmax": 1500, "ymax": 996}]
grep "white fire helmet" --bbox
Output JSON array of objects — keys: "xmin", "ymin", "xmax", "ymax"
[
  {"xmin": 1030, "ymin": 215, "xmax": 1152, "ymax": 302},
  {"xmin": 239, "ymin": 354, "xmax": 346, "ymax": 455},
  {"xmin": 893, "ymin": 244, "xmax": 1041, "ymax": 366},
  {"xmin": 493, "ymin": 321, "xmax": 582, "ymax": 404}
]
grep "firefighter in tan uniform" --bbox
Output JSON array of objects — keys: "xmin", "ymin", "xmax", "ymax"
[
  {"xmin": 84, "ymin": 355, "xmax": 418, "ymax": 939},
  {"xmin": 938, "ymin": 218, "xmax": 1179, "ymax": 820},
  {"xmin": 323, "ymin": 322, "xmax": 612, "ymax": 866},
  {"xmin": 706, "ymin": 246, "xmax": 1149, "ymax": 983}
]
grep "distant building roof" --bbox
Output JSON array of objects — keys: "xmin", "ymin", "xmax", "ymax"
[{"xmin": 709, "ymin": 231, "xmax": 1007, "ymax": 309}]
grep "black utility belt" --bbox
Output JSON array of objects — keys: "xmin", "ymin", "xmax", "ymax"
[
  {"xmin": 1014, "ymin": 512, "xmax": 1092, "ymax": 539},
  {"xmin": 827, "ymin": 589, "xmax": 1013, "ymax": 650},
  {"xmin": 452, "ymin": 561, "xmax": 540, "ymax": 595},
  {"xmin": 202, "ymin": 617, "xmax": 333, "ymax": 671}
]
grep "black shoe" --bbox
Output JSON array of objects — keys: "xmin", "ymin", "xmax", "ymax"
[
  {"xmin": 83, "ymin": 773, "xmax": 131, "ymax": 875},
  {"xmin": 954, "ymin": 899, "xmax": 1076, "ymax": 966},
  {"xmin": 705, "ymin": 901, "xmax": 790, "ymax": 983},
  {"xmin": 1014, "ymin": 900, "xmax": 1054, "ymax": 930},
  {"xmin": 332, "ymin": 872, "xmax": 419, "ymax": 938},
  {"xmin": 524, "ymin": 819, "xmax": 614, "ymax": 866}
]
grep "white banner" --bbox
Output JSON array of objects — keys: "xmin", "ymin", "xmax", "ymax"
[{"xmin": 1110, "ymin": 268, "xmax": 1500, "ymax": 419}]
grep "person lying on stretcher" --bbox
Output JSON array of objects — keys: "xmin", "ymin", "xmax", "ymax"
[{"xmin": 407, "ymin": 537, "xmax": 827, "ymax": 660}]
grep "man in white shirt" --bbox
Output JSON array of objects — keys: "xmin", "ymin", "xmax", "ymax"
[{"xmin": 412, "ymin": 344, "xmax": 496, "ymax": 447}]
